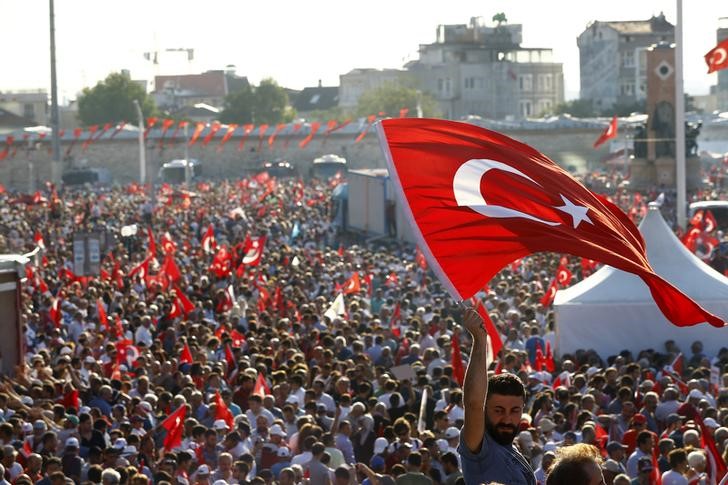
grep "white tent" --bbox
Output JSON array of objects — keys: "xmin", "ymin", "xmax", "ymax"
[{"xmin": 554, "ymin": 203, "xmax": 728, "ymax": 358}]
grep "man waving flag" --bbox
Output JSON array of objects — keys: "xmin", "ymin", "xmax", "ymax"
[{"xmin": 376, "ymin": 118, "xmax": 723, "ymax": 328}]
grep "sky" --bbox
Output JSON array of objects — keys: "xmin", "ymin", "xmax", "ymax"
[{"xmin": 2, "ymin": 0, "xmax": 727, "ymax": 104}]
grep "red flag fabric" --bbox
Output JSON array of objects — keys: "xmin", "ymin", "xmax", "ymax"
[
  {"xmin": 34, "ymin": 231, "xmax": 45, "ymax": 249},
  {"xmin": 556, "ymin": 266, "xmax": 573, "ymax": 287},
  {"xmin": 256, "ymin": 124, "xmax": 269, "ymax": 151},
  {"xmin": 144, "ymin": 117, "xmax": 158, "ymax": 140},
  {"xmin": 62, "ymin": 389, "xmax": 79, "ymax": 411},
  {"xmin": 540, "ymin": 279, "xmax": 559, "ymax": 307},
  {"xmin": 160, "ymin": 405, "xmax": 187, "ymax": 451},
  {"xmin": 201, "ymin": 123, "xmax": 221, "ymax": 146},
  {"xmin": 49, "ymin": 297, "xmax": 62, "ymax": 328},
  {"xmin": 704, "ymin": 210, "xmax": 718, "ymax": 233},
  {"xmin": 705, "ymin": 38, "xmax": 728, "ymax": 74},
  {"xmin": 201, "ymin": 224, "xmax": 216, "ymax": 254},
  {"xmin": 473, "ymin": 299, "xmax": 503, "ymax": 360},
  {"xmin": 147, "ymin": 226, "xmax": 157, "ymax": 257},
  {"xmin": 161, "ymin": 254, "xmax": 182, "ymax": 282},
  {"xmin": 390, "ymin": 303, "xmax": 401, "ymax": 337},
  {"xmin": 237, "ymin": 124, "xmax": 255, "ymax": 151},
  {"xmin": 224, "ymin": 343, "xmax": 236, "ymax": 370},
  {"xmin": 253, "ymin": 373, "xmax": 270, "ymax": 397},
  {"xmin": 415, "ymin": 246, "xmax": 428, "ymax": 270},
  {"xmin": 343, "ymin": 273, "xmax": 361, "ymax": 295},
  {"xmin": 354, "ymin": 115, "xmax": 376, "ymax": 143},
  {"xmin": 267, "ymin": 123, "xmax": 286, "ymax": 148},
  {"xmin": 161, "ymin": 232, "xmax": 177, "ymax": 254},
  {"xmin": 173, "ymin": 285, "xmax": 195, "ymax": 315},
  {"xmin": 670, "ymin": 352, "xmax": 684, "ymax": 376},
  {"xmin": 96, "ymin": 299, "xmax": 109, "ymax": 330},
  {"xmin": 217, "ymin": 124, "xmax": 238, "ymax": 152},
  {"xmin": 451, "ymin": 333, "xmax": 465, "ymax": 386},
  {"xmin": 377, "ymin": 118, "xmax": 723, "ymax": 328},
  {"xmin": 213, "ymin": 391, "xmax": 234, "ymax": 428},
  {"xmin": 593, "ymin": 116, "xmax": 618, "ymax": 148},
  {"xmin": 544, "ymin": 341, "xmax": 556, "ymax": 372},
  {"xmin": 242, "ymin": 236, "xmax": 266, "ymax": 266},
  {"xmin": 696, "ymin": 415, "xmax": 728, "ymax": 480},
  {"xmin": 299, "ymin": 122, "xmax": 320, "ymax": 148},
  {"xmin": 188, "ymin": 122, "xmax": 206, "ymax": 146},
  {"xmin": 179, "ymin": 344, "xmax": 193, "ymax": 365}
]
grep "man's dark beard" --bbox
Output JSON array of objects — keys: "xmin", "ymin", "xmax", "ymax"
[{"xmin": 485, "ymin": 415, "xmax": 519, "ymax": 446}]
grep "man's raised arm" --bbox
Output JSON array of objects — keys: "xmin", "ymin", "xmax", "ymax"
[{"xmin": 461, "ymin": 307, "xmax": 488, "ymax": 453}]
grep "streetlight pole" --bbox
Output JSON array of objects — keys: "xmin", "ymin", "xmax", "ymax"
[
  {"xmin": 675, "ymin": 0, "xmax": 687, "ymax": 229},
  {"xmin": 49, "ymin": 0, "xmax": 61, "ymax": 184},
  {"xmin": 133, "ymin": 100, "xmax": 146, "ymax": 184}
]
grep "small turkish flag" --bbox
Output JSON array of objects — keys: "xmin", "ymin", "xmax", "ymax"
[
  {"xmin": 201, "ymin": 224, "xmax": 217, "ymax": 254},
  {"xmin": 242, "ymin": 236, "xmax": 266, "ymax": 266},
  {"xmin": 253, "ymin": 373, "xmax": 270, "ymax": 397},
  {"xmin": 343, "ymin": 273, "xmax": 361, "ymax": 295},
  {"xmin": 593, "ymin": 116, "xmax": 618, "ymax": 148},
  {"xmin": 705, "ymin": 38, "xmax": 728, "ymax": 74},
  {"xmin": 540, "ymin": 279, "xmax": 559, "ymax": 307},
  {"xmin": 378, "ymin": 118, "xmax": 723, "ymax": 328},
  {"xmin": 160, "ymin": 405, "xmax": 187, "ymax": 451},
  {"xmin": 179, "ymin": 343, "xmax": 193, "ymax": 365},
  {"xmin": 34, "ymin": 231, "xmax": 45, "ymax": 249}
]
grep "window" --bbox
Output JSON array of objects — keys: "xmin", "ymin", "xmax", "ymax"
[
  {"xmin": 464, "ymin": 78, "xmax": 475, "ymax": 89},
  {"xmin": 445, "ymin": 78, "xmax": 451, "ymax": 94},
  {"xmin": 537, "ymin": 99, "xmax": 552, "ymax": 115},
  {"xmin": 518, "ymin": 74, "xmax": 533, "ymax": 92},
  {"xmin": 23, "ymin": 103, "xmax": 35, "ymax": 120},
  {"xmin": 537, "ymin": 74, "xmax": 552, "ymax": 92},
  {"xmin": 519, "ymin": 100, "xmax": 532, "ymax": 117},
  {"xmin": 620, "ymin": 83, "xmax": 635, "ymax": 96},
  {"xmin": 437, "ymin": 78, "xmax": 444, "ymax": 93},
  {"xmin": 622, "ymin": 51, "xmax": 635, "ymax": 68}
]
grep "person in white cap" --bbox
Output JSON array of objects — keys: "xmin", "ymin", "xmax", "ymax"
[
  {"xmin": 62, "ymin": 438, "xmax": 82, "ymax": 483},
  {"xmin": 193, "ymin": 464, "xmax": 211, "ymax": 485}
]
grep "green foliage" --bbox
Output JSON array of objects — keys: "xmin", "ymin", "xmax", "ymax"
[
  {"xmin": 492, "ymin": 13, "xmax": 507, "ymax": 25},
  {"xmin": 553, "ymin": 99, "xmax": 597, "ymax": 118},
  {"xmin": 355, "ymin": 83, "xmax": 440, "ymax": 118},
  {"xmin": 608, "ymin": 100, "xmax": 646, "ymax": 117},
  {"xmin": 220, "ymin": 78, "xmax": 293, "ymax": 124},
  {"xmin": 78, "ymin": 72, "xmax": 156, "ymax": 127}
]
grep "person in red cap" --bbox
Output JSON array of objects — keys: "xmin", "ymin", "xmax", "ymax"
[{"xmin": 621, "ymin": 414, "xmax": 648, "ymax": 456}]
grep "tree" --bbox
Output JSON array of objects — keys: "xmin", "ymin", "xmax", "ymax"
[
  {"xmin": 553, "ymin": 99, "xmax": 597, "ymax": 118},
  {"xmin": 77, "ymin": 72, "xmax": 156, "ymax": 127},
  {"xmin": 492, "ymin": 13, "xmax": 507, "ymax": 25},
  {"xmin": 219, "ymin": 85, "xmax": 255, "ymax": 124},
  {"xmin": 355, "ymin": 83, "xmax": 440, "ymax": 119},
  {"xmin": 220, "ymin": 78, "xmax": 294, "ymax": 125}
]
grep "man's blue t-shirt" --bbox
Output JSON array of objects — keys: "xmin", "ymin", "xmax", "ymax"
[{"xmin": 457, "ymin": 430, "xmax": 536, "ymax": 485}]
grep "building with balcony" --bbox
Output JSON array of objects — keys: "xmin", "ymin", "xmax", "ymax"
[
  {"xmin": 577, "ymin": 14, "xmax": 674, "ymax": 111},
  {"xmin": 405, "ymin": 17, "xmax": 564, "ymax": 120},
  {"xmin": 0, "ymin": 90, "xmax": 48, "ymax": 126}
]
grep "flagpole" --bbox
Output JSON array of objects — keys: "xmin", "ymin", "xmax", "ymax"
[{"xmin": 675, "ymin": 0, "xmax": 687, "ymax": 229}]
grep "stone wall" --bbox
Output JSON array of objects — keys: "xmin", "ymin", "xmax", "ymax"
[{"xmin": 0, "ymin": 127, "xmax": 632, "ymax": 190}]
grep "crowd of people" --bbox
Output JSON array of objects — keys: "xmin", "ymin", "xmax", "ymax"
[{"xmin": 0, "ymin": 168, "xmax": 726, "ymax": 485}]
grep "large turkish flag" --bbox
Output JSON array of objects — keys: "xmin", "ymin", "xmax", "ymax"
[{"xmin": 377, "ymin": 118, "xmax": 723, "ymax": 328}]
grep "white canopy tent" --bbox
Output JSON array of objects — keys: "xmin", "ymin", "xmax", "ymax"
[{"xmin": 554, "ymin": 204, "xmax": 728, "ymax": 358}]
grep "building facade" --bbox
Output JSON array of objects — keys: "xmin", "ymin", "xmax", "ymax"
[
  {"xmin": 152, "ymin": 69, "xmax": 249, "ymax": 111},
  {"xmin": 0, "ymin": 90, "xmax": 48, "ymax": 126},
  {"xmin": 338, "ymin": 69, "xmax": 410, "ymax": 109},
  {"xmin": 577, "ymin": 14, "xmax": 674, "ymax": 111},
  {"xmin": 406, "ymin": 17, "xmax": 563, "ymax": 120}
]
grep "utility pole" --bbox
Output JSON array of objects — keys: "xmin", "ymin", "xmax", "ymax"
[
  {"xmin": 49, "ymin": 0, "xmax": 62, "ymax": 184},
  {"xmin": 133, "ymin": 100, "xmax": 146, "ymax": 184},
  {"xmin": 675, "ymin": 0, "xmax": 687, "ymax": 229}
]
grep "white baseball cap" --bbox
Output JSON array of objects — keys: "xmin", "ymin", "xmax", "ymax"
[
  {"xmin": 373, "ymin": 437, "xmax": 389, "ymax": 455},
  {"xmin": 444, "ymin": 426, "xmax": 460, "ymax": 440},
  {"xmin": 65, "ymin": 437, "xmax": 79, "ymax": 448}
]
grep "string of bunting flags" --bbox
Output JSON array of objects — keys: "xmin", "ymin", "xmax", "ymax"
[{"xmin": 0, "ymin": 109, "xmax": 410, "ymax": 162}]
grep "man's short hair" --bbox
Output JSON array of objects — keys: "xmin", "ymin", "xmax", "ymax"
[
  {"xmin": 487, "ymin": 373, "xmax": 526, "ymax": 402},
  {"xmin": 668, "ymin": 449, "xmax": 688, "ymax": 469},
  {"xmin": 546, "ymin": 444, "xmax": 603, "ymax": 485},
  {"xmin": 407, "ymin": 451, "xmax": 422, "ymax": 468}
]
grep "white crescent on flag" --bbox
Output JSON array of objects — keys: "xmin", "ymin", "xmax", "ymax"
[{"xmin": 712, "ymin": 47, "xmax": 727, "ymax": 66}]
